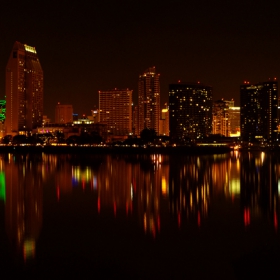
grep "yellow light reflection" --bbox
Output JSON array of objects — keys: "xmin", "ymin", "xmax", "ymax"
[
  {"xmin": 161, "ymin": 176, "xmax": 167, "ymax": 196},
  {"xmin": 261, "ymin": 152, "xmax": 265, "ymax": 164},
  {"xmin": 229, "ymin": 178, "xmax": 240, "ymax": 195}
]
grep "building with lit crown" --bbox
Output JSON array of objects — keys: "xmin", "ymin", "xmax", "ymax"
[
  {"xmin": 99, "ymin": 88, "xmax": 132, "ymax": 137},
  {"xmin": 169, "ymin": 82, "xmax": 212, "ymax": 141},
  {"xmin": 137, "ymin": 66, "xmax": 160, "ymax": 135},
  {"xmin": 5, "ymin": 41, "xmax": 43, "ymax": 135},
  {"xmin": 240, "ymin": 80, "xmax": 278, "ymax": 142},
  {"xmin": 159, "ymin": 105, "xmax": 169, "ymax": 136},
  {"xmin": 228, "ymin": 106, "xmax": 240, "ymax": 137}
]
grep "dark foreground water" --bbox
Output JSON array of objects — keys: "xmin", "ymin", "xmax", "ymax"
[{"xmin": 0, "ymin": 151, "xmax": 280, "ymax": 279}]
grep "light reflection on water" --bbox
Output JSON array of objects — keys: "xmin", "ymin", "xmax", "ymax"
[{"xmin": 0, "ymin": 151, "xmax": 280, "ymax": 279}]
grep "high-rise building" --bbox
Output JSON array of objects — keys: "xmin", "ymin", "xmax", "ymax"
[
  {"xmin": 5, "ymin": 41, "xmax": 43, "ymax": 135},
  {"xmin": 169, "ymin": 82, "xmax": 212, "ymax": 141},
  {"xmin": 240, "ymin": 80, "xmax": 278, "ymax": 142},
  {"xmin": 212, "ymin": 99, "xmax": 230, "ymax": 136},
  {"xmin": 99, "ymin": 88, "xmax": 132, "ymax": 136},
  {"xmin": 228, "ymin": 106, "xmax": 240, "ymax": 136},
  {"xmin": 137, "ymin": 66, "xmax": 160, "ymax": 135},
  {"xmin": 55, "ymin": 103, "xmax": 73, "ymax": 124},
  {"xmin": 159, "ymin": 105, "xmax": 169, "ymax": 136}
]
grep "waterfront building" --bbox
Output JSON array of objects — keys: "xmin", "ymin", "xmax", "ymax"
[
  {"xmin": 90, "ymin": 107, "xmax": 100, "ymax": 123},
  {"xmin": 240, "ymin": 80, "xmax": 278, "ymax": 142},
  {"xmin": 228, "ymin": 106, "xmax": 240, "ymax": 137},
  {"xmin": 5, "ymin": 41, "xmax": 43, "ymax": 135},
  {"xmin": 55, "ymin": 103, "xmax": 73, "ymax": 124},
  {"xmin": 159, "ymin": 105, "xmax": 169, "ymax": 136},
  {"xmin": 137, "ymin": 66, "xmax": 160, "ymax": 135},
  {"xmin": 99, "ymin": 88, "xmax": 132, "ymax": 137},
  {"xmin": 169, "ymin": 82, "xmax": 212, "ymax": 141},
  {"xmin": 212, "ymin": 99, "xmax": 230, "ymax": 137},
  {"xmin": 132, "ymin": 104, "xmax": 139, "ymax": 136},
  {"xmin": 42, "ymin": 115, "xmax": 51, "ymax": 126}
]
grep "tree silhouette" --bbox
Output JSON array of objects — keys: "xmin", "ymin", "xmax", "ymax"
[{"xmin": 140, "ymin": 128, "xmax": 156, "ymax": 144}]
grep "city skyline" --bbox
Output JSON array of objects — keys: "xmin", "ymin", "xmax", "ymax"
[{"xmin": 1, "ymin": 1, "xmax": 280, "ymax": 121}]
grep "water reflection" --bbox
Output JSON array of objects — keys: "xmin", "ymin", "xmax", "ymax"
[
  {"xmin": 0, "ymin": 151, "xmax": 280, "ymax": 269},
  {"xmin": 240, "ymin": 152, "xmax": 279, "ymax": 231},
  {"xmin": 3, "ymin": 153, "xmax": 43, "ymax": 264}
]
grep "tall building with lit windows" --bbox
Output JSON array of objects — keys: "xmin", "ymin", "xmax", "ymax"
[
  {"xmin": 99, "ymin": 88, "xmax": 132, "ymax": 136},
  {"xmin": 5, "ymin": 41, "xmax": 43, "ymax": 135},
  {"xmin": 159, "ymin": 105, "xmax": 169, "ymax": 136},
  {"xmin": 169, "ymin": 82, "xmax": 212, "ymax": 141},
  {"xmin": 212, "ymin": 99, "xmax": 230, "ymax": 136},
  {"xmin": 137, "ymin": 66, "xmax": 160, "ymax": 135},
  {"xmin": 240, "ymin": 80, "xmax": 278, "ymax": 142}
]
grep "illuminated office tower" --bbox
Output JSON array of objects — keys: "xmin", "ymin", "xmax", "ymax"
[
  {"xmin": 169, "ymin": 82, "xmax": 212, "ymax": 140},
  {"xmin": 5, "ymin": 41, "xmax": 43, "ymax": 135},
  {"xmin": 228, "ymin": 106, "xmax": 240, "ymax": 136},
  {"xmin": 240, "ymin": 80, "xmax": 278, "ymax": 142},
  {"xmin": 159, "ymin": 105, "xmax": 169, "ymax": 136},
  {"xmin": 99, "ymin": 88, "xmax": 132, "ymax": 136},
  {"xmin": 55, "ymin": 103, "xmax": 73, "ymax": 124},
  {"xmin": 137, "ymin": 66, "xmax": 160, "ymax": 135},
  {"xmin": 212, "ymin": 99, "xmax": 230, "ymax": 136}
]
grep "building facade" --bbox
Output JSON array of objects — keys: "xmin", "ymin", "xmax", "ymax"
[
  {"xmin": 55, "ymin": 103, "xmax": 73, "ymax": 124},
  {"xmin": 212, "ymin": 99, "xmax": 230, "ymax": 137},
  {"xmin": 169, "ymin": 82, "xmax": 212, "ymax": 141},
  {"xmin": 99, "ymin": 88, "xmax": 132, "ymax": 137},
  {"xmin": 240, "ymin": 80, "xmax": 278, "ymax": 142},
  {"xmin": 228, "ymin": 106, "xmax": 240, "ymax": 136},
  {"xmin": 137, "ymin": 66, "xmax": 160, "ymax": 135},
  {"xmin": 159, "ymin": 105, "xmax": 169, "ymax": 136},
  {"xmin": 5, "ymin": 41, "xmax": 43, "ymax": 135}
]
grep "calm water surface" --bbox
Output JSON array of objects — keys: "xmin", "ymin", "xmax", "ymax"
[{"xmin": 0, "ymin": 151, "xmax": 280, "ymax": 279}]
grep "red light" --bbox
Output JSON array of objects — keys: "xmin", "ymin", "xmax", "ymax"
[
  {"xmin": 157, "ymin": 216, "xmax": 161, "ymax": 233},
  {"xmin": 97, "ymin": 197, "xmax": 100, "ymax": 213},
  {"xmin": 178, "ymin": 211, "xmax": 181, "ymax": 228},
  {"xmin": 244, "ymin": 208, "xmax": 250, "ymax": 226},
  {"xmin": 114, "ymin": 201, "xmax": 117, "ymax": 216},
  {"xmin": 197, "ymin": 211, "xmax": 201, "ymax": 227}
]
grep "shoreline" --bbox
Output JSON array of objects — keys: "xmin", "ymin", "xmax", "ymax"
[{"xmin": 0, "ymin": 145, "xmax": 232, "ymax": 155}]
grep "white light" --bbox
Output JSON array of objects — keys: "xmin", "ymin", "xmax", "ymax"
[{"xmin": 24, "ymin": 45, "xmax": 36, "ymax": 53}]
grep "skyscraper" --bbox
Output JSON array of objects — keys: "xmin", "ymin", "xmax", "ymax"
[
  {"xmin": 240, "ymin": 80, "xmax": 278, "ymax": 142},
  {"xmin": 169, "ymin": 82, "xmax": 212, "ymax": 141},
  {"xmin": 5, "ymin": 41, "xmax": 43, "ymax": 135},
  {"xmin": 212, "ymin": 99, "xmax": 230, "ymax": 136},
  {"xmin": 137, "ymin": 66, "xmax": 160, "ymax": 135},
  {"xmin": 228, "ymin": 106, "xmax": 240, "ymax": 137},
  {"xmin": 55, "ymin": 103, "xmax": 73, "ymax": 124},
  {"xmin": 159, "ymin": 105, "xmax": 169, "ymax": 136},
  {"xmin": 99, "ymin": 88, "xmax": 132, "ymax": 137}
]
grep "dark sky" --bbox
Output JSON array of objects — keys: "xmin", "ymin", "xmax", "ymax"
[{"xmin": 1, "ymin": 0, "xmax": 280, "ymax": 121}]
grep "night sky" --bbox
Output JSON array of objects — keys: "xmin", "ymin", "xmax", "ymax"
[{"xmin": 1, "ymin": 0, "xmax": 280, "ymax": 121}]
